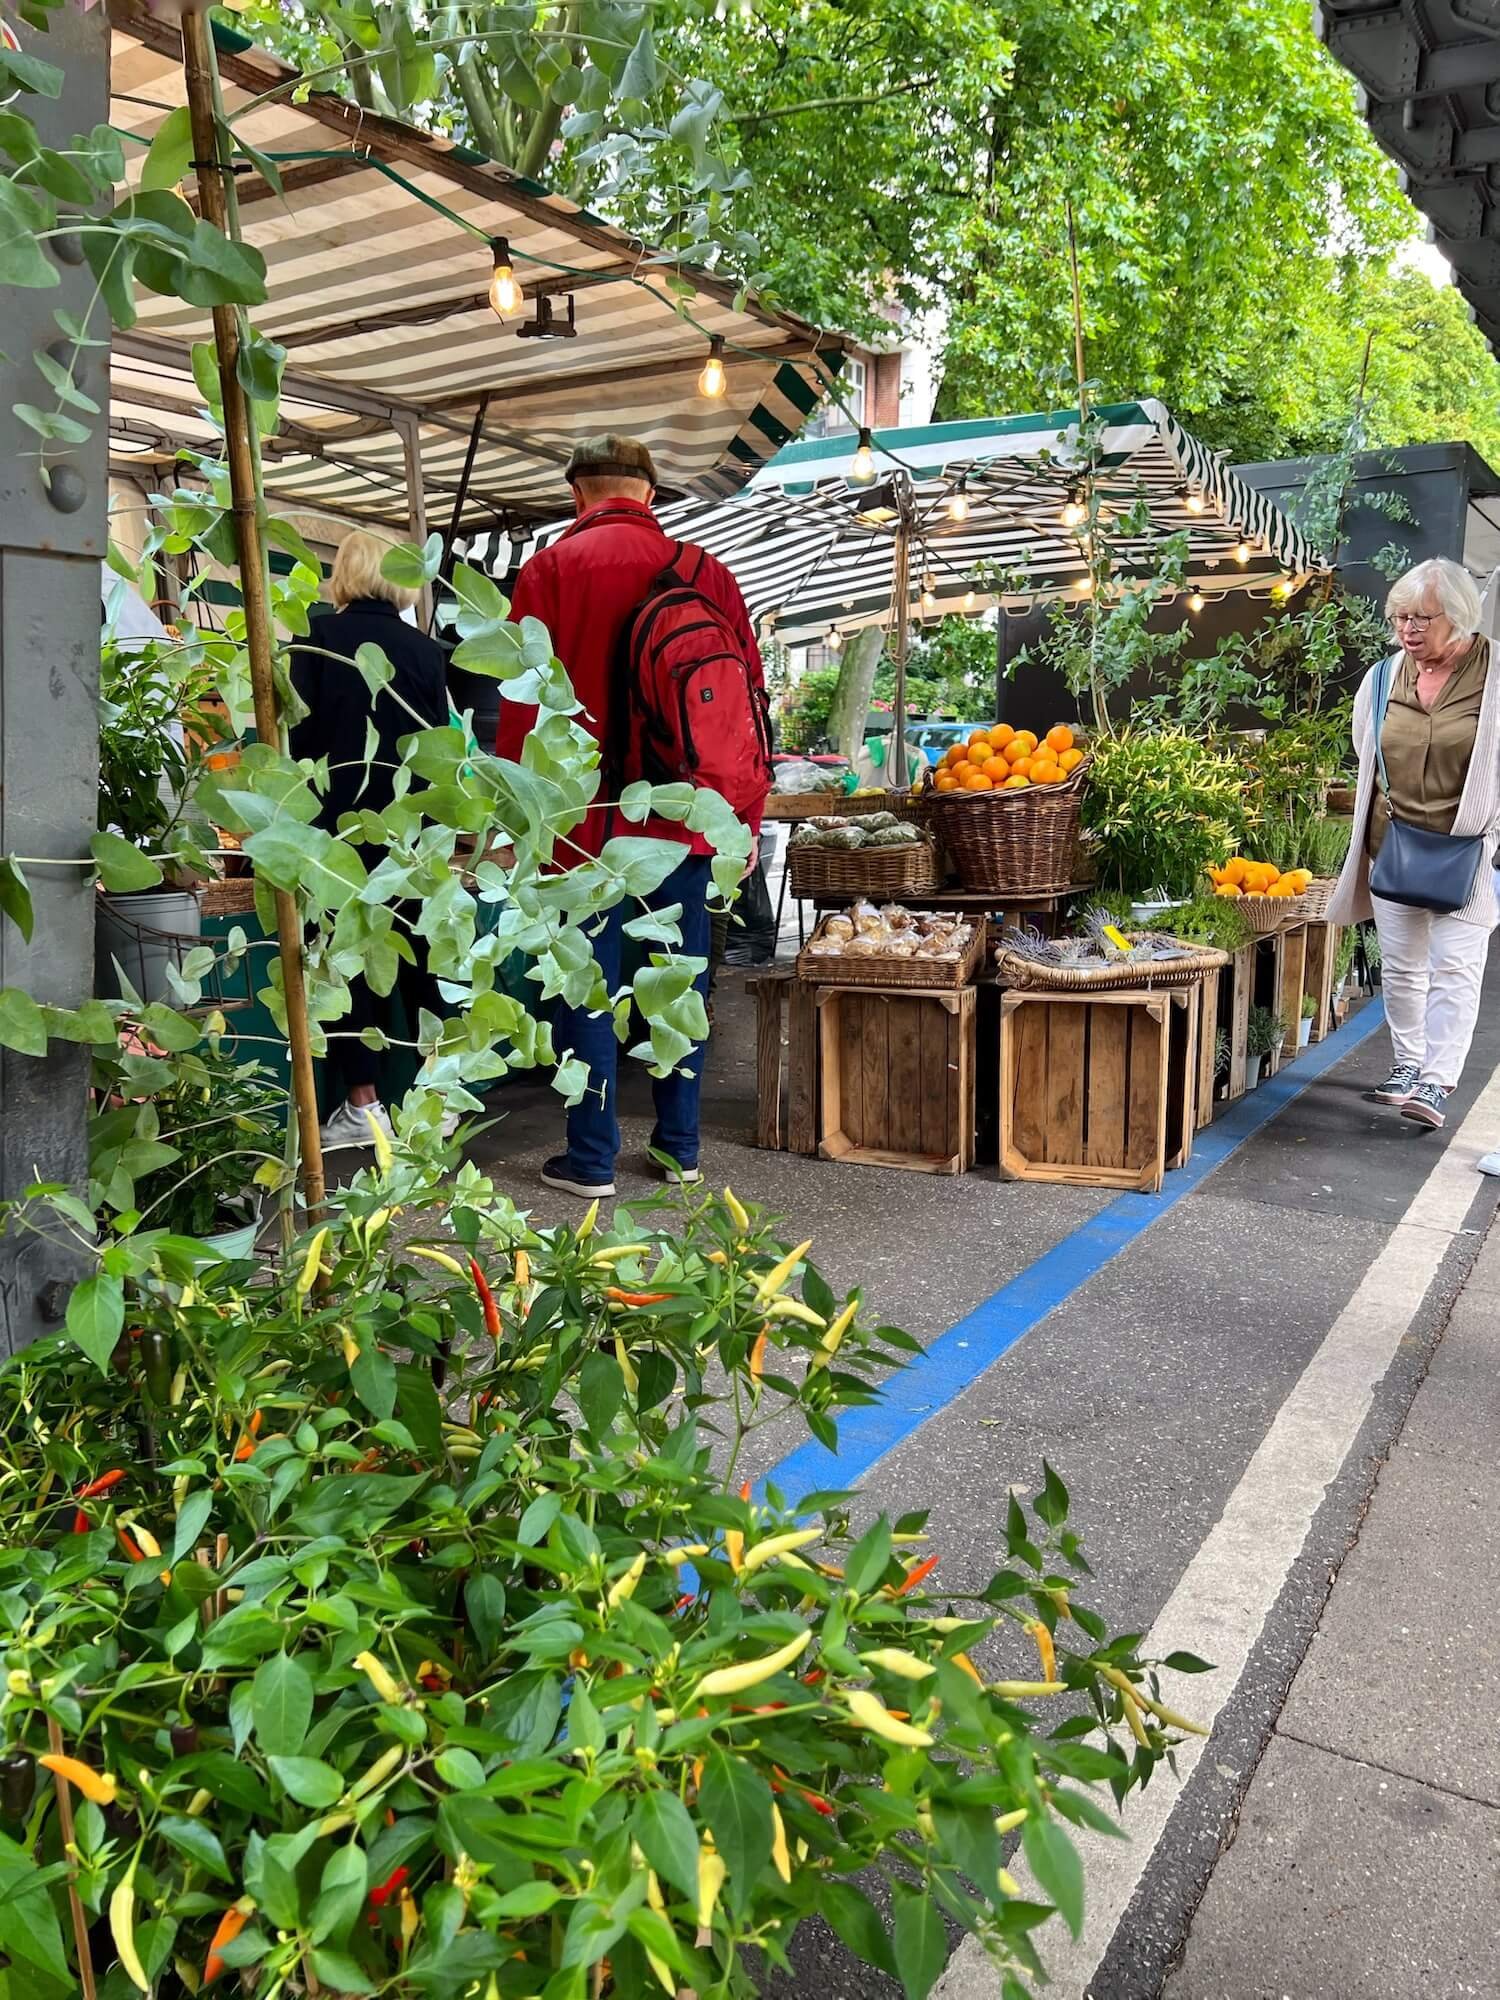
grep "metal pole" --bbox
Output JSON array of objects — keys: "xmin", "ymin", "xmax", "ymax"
[
  {"xmin": 891, "ymin": 487, "xmax": 911, "ymax": 785},
  {"xmin": 398, "ymin": 413, "xmax": 433, "ymax": 628},
  {"xmin": 432, "ymin": 392, "xmax": 491, "ymax": 631},
  {"xmin": 181, "ymin": 9, "xmax": 326, "ymax": 1219}
]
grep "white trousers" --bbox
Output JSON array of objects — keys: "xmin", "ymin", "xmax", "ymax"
[{"xmin": 1371, "ymin": 895, "xmax": 1492, "ymax": 1090}]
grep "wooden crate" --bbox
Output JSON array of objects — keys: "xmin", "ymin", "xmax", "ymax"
[
  {"xmin": 1303, "ymin": 920, "xmax": 1340, "ymax": 1045},
  {"xmin": 999, "ymin": 988, "xmax": 1197, "ymax": 1193},
  {"xmin": 748, "ymin": 970, "xmax": 819, "ymax": 1154},
  {"xmin": 1276, "ymin": 922, "xmax": 1308, "ymax": 1062},
  {"xmin": 1195, "ymin": 970, "xmax": 1219, "ymax": 1131},
  {"xmin": 816, "ymin": 984, "xmax": 976, "ymax": 1174},
  {"xmin": 1220, "ymin": 944, "xmax": 1255, "ymax": 1102}
]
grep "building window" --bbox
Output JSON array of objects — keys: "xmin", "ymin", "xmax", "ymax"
[{"xmin": 806, "ymin": 356, "xmax": 866, "ymax": 437}]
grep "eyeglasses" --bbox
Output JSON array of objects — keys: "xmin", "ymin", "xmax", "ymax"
[{"xmin": 1392, "ymin": 613, "xmax": 1435, "ymax": 631}]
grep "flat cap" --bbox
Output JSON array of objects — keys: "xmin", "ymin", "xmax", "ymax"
[{"xmin": 564, "ymin": 433, "xmax": 658, "ymax": 487}]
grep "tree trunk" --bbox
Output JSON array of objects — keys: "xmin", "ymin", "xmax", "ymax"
[{"xmin": 827, "ymin": 627, "xmax": 885, "ymax": 766}]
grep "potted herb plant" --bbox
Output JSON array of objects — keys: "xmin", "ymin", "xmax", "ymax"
[
  {"xmin": 1245, "ymin": 1005, "xmax": 1284, "ymax": 1087},
  {"xmin": 1298, "ymin": 992, "xmax": 1317, "ymax": 1049}
]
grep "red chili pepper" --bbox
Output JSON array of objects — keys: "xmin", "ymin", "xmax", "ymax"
[
  {"xmin": 71, "ymin": 1510, "xmax": 90, "ymax": 1534},
  {"xmin": 117, "ymin": 1528, "xmax": 145, "ymax": 1563},
  {"xmin": 77, "ymin": 1470, "xmax": 125, "ymax": 1501},
  {"xmin": 674, "ymin": 1593, "xmax": 695, "ymax": 1615},
  {"xmin": 801, "ymin": 1789, "xmax": 837, "ymax": 1818},
  {"xmin": 604, "ymin": 1287, "xmax": 673, "ymax": 1307},
  {"xmin": 891, "ymin": 1553, "xmax": 940, "ymax": 1597},
  {"xmin": 469, "ymin": 1258, "xmax": 501, "ymax": 1339},
  {"xmin": 368, "ymin": 1865, "xmax": 409, "ymax": 1908},
  {"xmin": 738, "ymin": 1480, "xmax": 751, "ymax": 1503}
]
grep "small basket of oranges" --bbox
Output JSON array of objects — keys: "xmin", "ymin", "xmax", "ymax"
[
  {"xmin": 926, "ymin": 724, "xmax": 1090, "ymax": 894},
  {"xmin": 1207, "ymin": 857, "xmax": 1312, "ymax": 932}
]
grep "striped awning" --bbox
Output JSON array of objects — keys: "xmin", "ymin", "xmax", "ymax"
[
  {"xmin": 105, "ymin": 1, "xmax": 845, "ymax": 529},
  {"xmin": 471, "ymin": 401, "xmax": 1323, "ymax": 644}
]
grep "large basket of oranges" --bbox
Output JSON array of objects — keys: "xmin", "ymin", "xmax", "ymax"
[
  {"xmin": 927, "ymin": 724, "xmax": 1090, "ymax": 894},
  {"xmin": 1207, "ymin": 857, "xmax": 1310, "ymax": 931}
]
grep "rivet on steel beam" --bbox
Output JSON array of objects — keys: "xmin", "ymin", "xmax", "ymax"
[{"xmin": 50, "ymin": 231, "xmax": 85, "ymax": 266}]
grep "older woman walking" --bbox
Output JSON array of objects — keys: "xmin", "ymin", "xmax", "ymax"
[{"xmin": 1328, "ymin": 556, "xmax": 1499, "ymax": 1130}]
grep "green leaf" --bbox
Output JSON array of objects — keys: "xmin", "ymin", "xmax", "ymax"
[
  {"xmin": 517, "ymin": 1493, "xmax": 561, "ymax": 1547},
  {"xmin": 310, "ymin": 1841, "xmax": 367, "ymax": 1949},
  {"xmin": 698, "ymin": 1749, "xmax": 772, "ymax": 1906},
  {"xmin": 66, "ymin": 1273, "xmax": 124, "ymax": 1373},
  {"xmin": 618, "ymin": 24, "xmax": 659, "ymax": 100},
  {"xmin": 466, "ymin": 1571, "xmax": 506, "ymax": 1655},
  {"xmin": 577, "ymin": 1351, "xmax": 624, "ymax": 1435},
  {"xmin": 139, "ymin": 105, "xmax": 193, "ymax": 193},
  {"xmin": 235, "ymin": 327, "xmax": 285, "ymax": 407},
  {"xmin": 843, "ymin": 1515, "xmax": 892, "ymax": 1597},
  {"xmin": 633, "ymin": 1790, "xmax": 700, "ymax": 1904},
  {"xmin": 252, "ymin": 1652, "xmax": 315, "ymax": 1758},
  {"xmin": 819, "ymin": 1882, "xmax": 895, "ymax": 1979},
  {"xmin": 158, "ymin": 1814, "xmax": 232, "ymax": 1883},
  {"xmin": 91, "ymin": 830, "xmax": 163, "ymax": 893},
  {"xmin": 310, "ymin": 1948, "xmax": 374, "ymax": 1995},
  {"xmin": 1034, "ymin": 1459, "xmax": 1069, "ymax": 1529},
  {"xmin": 1160, "ymin": 1650, "xmax": 1215, "ymax": 1673},
  {"xmin": 171, "ymin": 1489, "xmax": 214, "ymax": 1565},
  {"xmin": 1022, "ymin": 1815, "xmax": 1085, "ymax": 1941},
  {"xmin": 268, "ymin": 1756, "xmax": 344, "ymax": 1809},
  {"xmin": 352, "ymin": 642, "xmax": 393, "ymax": 699},
  {"xmin": 0, "ymin": 986, "xmax": 46, "ymax": 1057},
  {"xmin": 892, "ymin": 1881, "xmax": 947, "ymax": 2000},
  {"xmin": 0, "ymin": 1837, "xmax": 70, "ymax": 1982},
  {"xmin": 351, "ymin": 1344, "xmax": 397, "ymax": 1423},
  {"xmin": 380, "ymin": 534, "xmax": 443, "ymax": 589}
]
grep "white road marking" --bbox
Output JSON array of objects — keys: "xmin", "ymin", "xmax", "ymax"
[{"xmin": 935, "ymin": 1065, "xmax": 1500, "ymax": 2000}]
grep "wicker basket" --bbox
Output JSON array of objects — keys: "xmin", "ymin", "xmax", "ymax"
[
  {"xmin": 787, "ymin": 838, "xmax": 941, "ymax": 900},
  {"xmin": 993, "ymin": 938, "xmax": 1228, "ymax": 993},
  {"xmin": 925, "ymin": 759, "xmax": 1090, "ymax": 895},
  {"xmin": 764, "ymin": 789, "xmax": 899, "ymax": 822},
  {"xmin": 1237, "ymin": 892, "xmax": 1307, "ymax": 933},
  {"xmin": 1301, "ymin": 877, "xmax": 1338, "ymax": 922},
  {"xmin": 198, "ymin": 875, "xmax": 259, "ymax": 918},
  {"xmin": 797, "ymin": 914, "xmax": 984, "ymax": 990}
]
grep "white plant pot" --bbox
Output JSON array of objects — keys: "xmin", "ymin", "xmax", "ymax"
[
  {"xmin": 193, "ymin": 1198, "xmax": 261, "ymax": 1265},
  {"xmin": 1245, "ymin": 1053, "xmax": 1266, "ymax": 1088},
  {"xmin": 1297, "ymin": 1016, "xmax": 1313, "ymax": 1049},
  {"xmin": 96, "ymin": 887, "xmax": 201, "ymax": 1004}
]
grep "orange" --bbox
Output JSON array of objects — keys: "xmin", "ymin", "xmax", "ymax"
[
  {"xmin": 944, "ymin": 744, "xmax": 967, "ymax": 770},
  {"xmin": 935, "ymin": 772, "xmax": 957, "ymax": 791},
  {"xmin": 1003, "ymin": 738, "xmax": 1030, "ymax": 764},
  {"xmin": 1031, "ymin": 762, "xmax": 1061, "ymax": 785},
  {"xmin": 1005, "ymin": 755, "xmax": 1030, "ymax": 779},
  {"xmin": 1002, "ymin": 773, "xmax": 1031, "ymax": 789},
  {"xmin": 1223, "ymin": 857, "xmax": 1249, "ymax": 886},
  {"xmin": 967, "ymin": 732, "xmax": 992, "ymax": 752},
  {"xmin": 1214, "ymin": 883, "xmax": 1243, "ymax": 898},
  {"xmin": 969, "ymin": 742, "xmax": 993, "ymax": 765},
  {"xmin": 1013, "ymin": 730, "xmax": 1039, "ymax": 754},
  {"xmin": 965, "ymin": 771, "xmax": 994, "ymax": 791},
  {"xmin": 951, "ymin": 760, "xmax": 974, "ymax": 783},
  {"xmin": 988, "ymin": 724, "xmax": 1015, "ymax": 750},
  {"xmin": 1057, "ymin": 747, "xmax": 1084, "ymax": 774},
  {"xmin": 1045, "ymin": 724, "xmax": 1075, "ymax": 754}
]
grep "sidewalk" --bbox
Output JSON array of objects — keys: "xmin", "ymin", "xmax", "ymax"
[{"xmin": 1163, "ymin": 1214, "xmax": 1500, "ymax": 2000}]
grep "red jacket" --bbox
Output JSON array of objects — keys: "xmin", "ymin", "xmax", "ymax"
[{"xmin": 498, "ymin": 497, "xmax": 767, "ymax": 857}]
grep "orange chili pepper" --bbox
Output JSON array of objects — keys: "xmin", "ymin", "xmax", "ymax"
[
  {"xmin": 891, "ymin": 1554, "xmax": 940, "ymax": 1598},
  {"xmin": 738, "ymin": 1480, "xmax": 751, "ymax": 1503},
  {"xmin": 77, "ymin": 1470, "xmax": 125, "ymax": 1501},
  {"xmin": 204, "ymin": 1905, "xmax": 249, "ymax": 1985},
  {"xmin": 39, "ymin": 1754, "xmax": 117, "ymax": 1805},
  {"xmin": 469, "ymin": 1258, "xmax": 501, "ymax": 1339},
  {"xmin": 233, "ymin": 1410, "xmax": 263, "ymax": 1463},
  {"xmin": 749, "ymin": 1330, "xmax": 767, "ymax": 1378},
  {"xmin": 604, "ymin": 1287, "xmax": 673, "ymax": 1307}
]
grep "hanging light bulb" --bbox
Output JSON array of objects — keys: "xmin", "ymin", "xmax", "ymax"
[
  {"xmin": 698, "ymin": 335, "xmax": 727, "ymax": 399},
  {"xmin": 826, "ymin": 627, "xmax": 843, "ymax": 652},
  {"xmin": 1060, "ymin": 487, "xmax": 1087, "ymax": 529},
  {"xmin": 1182, "ymin": 486, "xmax": 1206, "ymax": 515},
  {"xmin": 963, "ymin": 588, "xmax": 976, "ymax": 611},
  {"xmin": 949, "ymin": 483, "xmax": 970, "ymax": 523},
  {"xmin": 488, "ymin": 237, "xmax": 519, "ymax": 317},
  {"xmin": 1075, "ymin": 575, "xmax": 1094, "ymax": 597},
  {"xmin": 850, "ymin": 426, "xmax": 875, "ymax": 484},
  {"xmin": 1188, "ymin": 590, "xmax": 1205, "ymax": 613},
  {"xmin": 1233, "ymin": 540, "xmax": 1251, "ymax": 564},
  {"xmin": 921, "ymin": 571, "xmax": 938, "ymax": 610}
]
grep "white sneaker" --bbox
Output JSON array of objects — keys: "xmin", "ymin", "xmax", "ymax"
[
  {"xmin": 320, "ymin": 1098, "xmax": 394, "ymax": 1154},
  {"xmin": 1478, "ymin": 1150, "xmax": 1500, "ymax": 1177}
]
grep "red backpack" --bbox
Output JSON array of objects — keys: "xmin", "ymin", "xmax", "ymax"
[{"xmin": 605, "ymin": 540, "xmax": 773, "ymax": 818}]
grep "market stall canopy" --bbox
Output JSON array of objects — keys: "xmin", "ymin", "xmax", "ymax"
[
  {"xmin": 1321, "ymin": 0, "xmax": 1500, "ymax": 355},
  {"xmin": 105, "ymin": 1, "xmax": 845, "ymax": 530},
  {"xmin": 473, "ymin": 401, "xmax": 1322, "ymax": 646}
]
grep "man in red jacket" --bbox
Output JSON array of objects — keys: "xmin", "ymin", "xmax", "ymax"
[{"xmin": 499, "ymin": 434, "xmax": 767, "ymax": 1198}]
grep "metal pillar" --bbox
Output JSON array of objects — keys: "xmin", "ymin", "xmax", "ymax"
[
  {"xmin": 0, "ymin": 6, "xmax": 110, "ymax": 1356},
  {"xmin": 399, "ymin": 415, "xmax": 433, "ymax": 627}
]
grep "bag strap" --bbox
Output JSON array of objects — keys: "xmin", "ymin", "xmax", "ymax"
[{"xmin": 1373, "ymin": 652, "xmax": 1400, "ymax": 796}]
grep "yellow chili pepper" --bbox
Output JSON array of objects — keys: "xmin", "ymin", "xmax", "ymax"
[
  {"xmin": 770, "ymin": 1802, "xmax": 792, "ymax": 1885},
  {"xmin": 723, "ymin": 1528, "xmax": 744, "ymax": 1573},
  {"xmin": 352, "ymin": 1651, "xmax": 403, "ymax": 1705},
  {"xmin": 692, "ymin": 1627, "xmax": 812, "ymax": 1701},
  {"xmin": 399, "ymin": 1885, "xmax": 419, "ymax": 1951},
  {"xmin": 696, "ymin": 1833, "xmax": 727, "ymax": 1929},
  {"xmin": 362, "ymin": 1108, "xmax": 394, "ymax": 1173},
  {"xmin": 706, "ymin": 1248, "xmax": 728, "ymax": 1266},
  {"xmin": 348, "ymin": 1742, "xmax": 406, "ymax": 1800},
  {"xmin": 577, "ymin": 1198, "xmax": 600, "ymax": 1242},
  {"xmin": 1098, "ymin": 1665, "xmax": 1207, "ymax": 1736},
  {"xmin": 513, "ymin": 1249, "xmax": 530, "ymax": 1289},
  {"xmin": 739, "ymin": 1527, "xmax": 822, "ymax": 1577},
  {"xmin": 951, "ymin": 1651, "xmax": 982, "ymax": 1685},
  {"xmin": 613, "ymin": 1334, "xmax": 640, "ymax": 1395},
  {"xmin": 639, "ymin": 1866, "xmax": 674, "ymax": 1993},
  {"xmin": 844, "ymin": 1689, "xmax": 934, "ymax": 1748},
  {"xmin": 187, "ymin": 1788, "xmax": 213, "ymax": 1817},
  {"xmin": 295, "ymin": 1226, "xmax": 330, "ymax": 1298},
  {"xmin": 365, "ymin": 1207, "xmax": 392, "ymax": 1241},
  {"xmin": 754, "ymin": 1239, "xmax": 813, "ymax": 1304},
  {"xmin": 606, "ymin": 1552, "xmax": 647, "ymax": 1609},
  {"xmin": 39, "ymin": 1752, "xmax": 117, "ymax": 1805},
  {"xmin": 408, "ymin": 1245, "xmax": 466, "ymax": 1278},
  {"xmin": 110, "ymin": 1867, "xmax": 149, "ymax": 1993},
  {"xmin": 749, "ymin": 1329, "xmax": 767, "ymax": 1378},
  {"xmin": 988, "ymin": 1680, "xmax": 1066, "ymax": 1699},
  {"xmin": 723, "ymin": 1188, "xmax": 751, "ymax": 1234},
  {"xmin": 763, "ymin": 1296, "xmax": 826, "ymax": 1328},
  {"xmin": 588, "ymin": 1243, "xmax": 653, "ymax": 1266},
  {"xmin": 998, "ymin": 1868, "xmax": 1022, "ymax": 1897},
  {"xmin": 663, "ymin": 1545, "xmax": 708, "ymax": 1567},
  {"xmin": 994, "ymin": 1807, "xmax": 1028, "ymax": 1835},
  {"xmin": 806, "ymin": 1298, "xmax": 857, "ymax": 1369},
  {"xmin": 1028, "ymin": 1620, "xmax": 1056, "ymax": 1683},
  {"xmin": 858, "ymin": 1648, "xmax": 937, "ymax": 1682},
  {"xmin": 341, "ymin": 1327, "xmax": 361, "ymax": 1369},
  {"xmin": 1119, "ymin": 1685, "xmax": 1150, "ymax": 1747}
]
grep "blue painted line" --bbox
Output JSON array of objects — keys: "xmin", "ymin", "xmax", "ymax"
[{"xmin": 765, "ymin": 997, "xmax": 1389, "ymax": 1505}]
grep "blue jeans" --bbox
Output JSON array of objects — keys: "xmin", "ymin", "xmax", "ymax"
[{"xmin": 561, "ymin": 853, "xmax": 712, "ymax": 1182}]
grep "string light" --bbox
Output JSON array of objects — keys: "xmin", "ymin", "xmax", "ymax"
[
  {"xmin": 1060, "ymin": 488, "xmax": 1087, "ymax": 528},
  {"xmin": 698, "ymin": 335, "xmax": 726, "ymax": 399},
  {"xmin": 1075, "ymin": 575, "xmax": 1094, "ymax": 596},
  {"xmin": 488, "ymin": 237, "xmax": 519, "ymax": 316},
  {"xmin": 826, "ymin": 628, "xmax": 843, "ymax": 652},
  {"xmin": 949, "ymin": 482, "xmax": 970, "ymax": 522},
  {"xmin": 921, "ymin": 571, "xmax": 938, "ymax": 609},
  {"xmin": 1182, "ymin": 486, "xmax": 1206, "ymax": 515},
  {"xmin": 1233, "ymin": 540, "xmax": 1251, "ymax": 564},
  {"xmin": 850, "ymin": 427, "xmax": 876, "ymax": 484},
  {"xmin": 1187, "ymin": 590, "xmax": 1205, "ymax": 612},
  {"xmin": 963, "ymin": 588, "xmax": 976, "ymax": 611}
]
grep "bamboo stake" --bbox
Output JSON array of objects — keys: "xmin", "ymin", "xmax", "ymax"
[
  {"xmin": 179, "ymin": 9, "xmax": 326, "ymax": 1219},
  {"xmin": 46, "ymin": 1717, "xmax": 97, "ymax": 2000}
]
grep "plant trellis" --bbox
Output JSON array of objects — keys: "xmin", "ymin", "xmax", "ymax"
[{"xmin": 473, "ymin": 400, "xmax": 1323, "ymax": 647}]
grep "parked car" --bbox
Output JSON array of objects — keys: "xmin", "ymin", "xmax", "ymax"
[{"xmin": 909, "ymin": 718, "xmax": 997, "ymax": 767}]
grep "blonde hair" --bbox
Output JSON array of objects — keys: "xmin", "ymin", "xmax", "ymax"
[
  {"xmin": 1386, "ymin": 557, "xmax": 1483, "ymax": 639},
  {"xmin": 330, "ymin": 530, "xmax": 418, "ymax": 612}
]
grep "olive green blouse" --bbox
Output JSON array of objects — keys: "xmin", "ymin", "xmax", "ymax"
[{"xmin": 1367, "ymin": 637, "xmax": 1490, "ymax": 859}]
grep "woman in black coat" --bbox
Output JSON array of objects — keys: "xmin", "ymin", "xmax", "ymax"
[{"xmin": 289, "ymin": 531, "xmax": 452, "ymax": 1152}]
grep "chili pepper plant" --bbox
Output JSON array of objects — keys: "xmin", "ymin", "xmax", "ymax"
[{"xmin": 0, "ymin": 1157, "xmax": 1208, "ymax": 2000}]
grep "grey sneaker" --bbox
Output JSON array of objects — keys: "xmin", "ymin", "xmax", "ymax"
[
  {"xmin": 320, "ymin": 1098, "xmax": 395, "ymax": 1153},
  {"xmin": 1401, "ymin": 1082, "xmax": 1449, "ymax": 1130},
  {"xmin": 1369, "ymin": 1062, "xmax": 1420, "ymax": 1106}
]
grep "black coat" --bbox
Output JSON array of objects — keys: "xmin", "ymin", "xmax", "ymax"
[{"xmin": 288, "ymin": 599, "xmax": 451, "ymax": 832}]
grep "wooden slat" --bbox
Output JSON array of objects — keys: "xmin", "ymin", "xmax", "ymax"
[
  {"xmin": 1047, "ymin": 1002, "xmax": 1087, "ymax": 1166},
  {"xmin": 889, "ymin": 995, "xmax": 927, "ymax": 1161},
  {"xmin": 840, "ymin": 991, "xmax": 867, "ymax": 1149},
  {"xmin": 1010, "ymin": 1000, "xmax": 1051, "ymax": 1165},
  {"xmin": 1165, "ymin": 990, "xmax": 1197, "ymax": 1173},
  {"xmin": 1278, "ymin": 923, "xmax": 1308, "ymax": 1061},
  {"xmin": 953, "ymin": 988, "xmax": 977, "ymax": 1169},
  {"xmin": 1304, "ymin": 921, "xmax": 1338, "ymax": 1045},
  {"xmin": 1085, "ymin": 1003, "xmax": 1128, "ymax": 1168},
  {"xmin": 787, "ymin": 981, "xmax": 820, "ymax": 1156},
  {"xmin": 860, "ymin": 992, "xmax": 891, "ymax": 1153},
  {"xmin": 1124, "ymin": 1000, "xmax": 1167, "ymax": 1178},
  {"xmin": 1226, "ymin": 945, "xmax": 1253, "ymax": 1100},
  {"xmin": 1196, "ymin": 973, "xmax": 1218, "ymax": 1130},
  {"xmin": 816, "ymin": 989, "xmax": 844, "ymax": 1160}
]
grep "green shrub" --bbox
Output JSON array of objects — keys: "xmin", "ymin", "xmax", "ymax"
[{"xmin": 1081, "ymin": 730, "xmax": 1249, "ymax": 899}]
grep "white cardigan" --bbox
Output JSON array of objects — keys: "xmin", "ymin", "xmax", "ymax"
[{"xmin": 1325, "ymin": 644, "xmax": 1500, "ymax": 931}]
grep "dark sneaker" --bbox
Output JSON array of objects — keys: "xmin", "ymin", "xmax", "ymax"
[
  {"xmin": 1401, "ymin": 1082, "xmax": 1449, "ymax": 1130},
  {"xmin": 1369, "ymin": 1062, "xmax": 1420, "ymax": 1106},
  {"xmin": 540, "ymin": 1156, "xmax": 616, "ymax": 1199}
]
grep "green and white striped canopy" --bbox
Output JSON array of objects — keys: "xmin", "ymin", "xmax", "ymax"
[{"xmin": 474, "ymin": 401, "xmax": 1322, "ymax": 644}]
